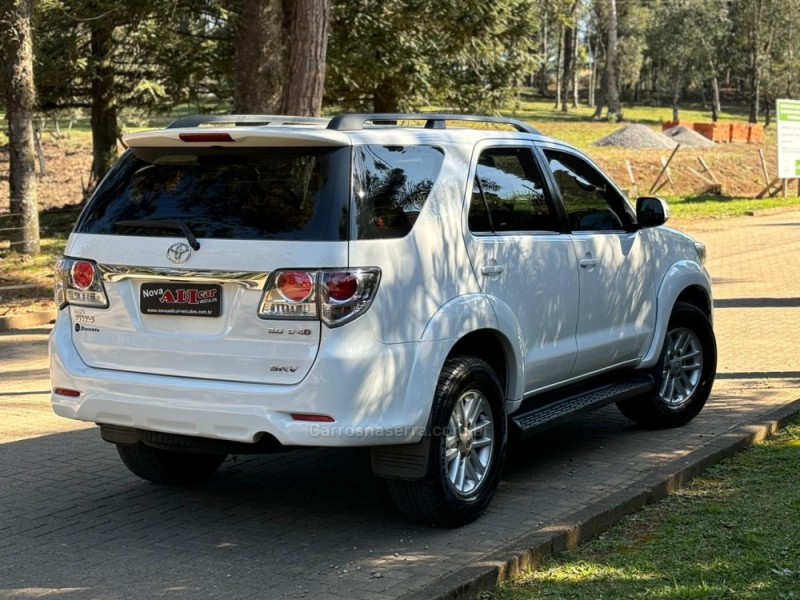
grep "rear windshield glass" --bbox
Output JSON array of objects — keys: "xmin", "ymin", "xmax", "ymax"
[
  {"xmin": 76, "ymin": 147, "xmax": 351, "ymax": 241},
  {"xmin": 352, "ymin": 145, "xmax": 444, "ymax": 240}
]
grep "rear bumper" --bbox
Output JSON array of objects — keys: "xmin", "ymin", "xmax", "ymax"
[{"xmin": 49, "ymin": 311, "xmax": 446, "ymax": 447}]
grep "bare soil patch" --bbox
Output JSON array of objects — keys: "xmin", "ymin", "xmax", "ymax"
[{"xmin": 0, "ymin": 136, "xmax": 92, "ymax": 214}]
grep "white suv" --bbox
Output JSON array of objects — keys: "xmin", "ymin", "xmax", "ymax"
[{"xmin": 50, "ymin": 113, "xmax": 716, "ymax": 526}]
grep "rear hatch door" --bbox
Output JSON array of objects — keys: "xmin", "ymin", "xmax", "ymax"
[{"xmin": 67, "ymin": 130, "xmax": 351, "ymax": 385}]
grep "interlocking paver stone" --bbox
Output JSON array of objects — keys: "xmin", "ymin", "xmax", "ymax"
[{"xmin": 1, "ymin": 211, "xmax": 799, "ymax": 599}]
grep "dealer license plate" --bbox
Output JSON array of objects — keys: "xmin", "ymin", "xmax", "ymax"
[{"xmin": 140, "ymin": 282, "xmax": 222, "ymax": 317}]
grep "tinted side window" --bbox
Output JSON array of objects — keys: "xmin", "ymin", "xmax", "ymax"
[
  {"xmin": 76, "ymin": 147, "xmax": 350, "ymax": 241},
  {"xmin": 352, "ymin": 145, "xmax": 444, "ymax": 240},
  {"xmin": 469, "ymin": 147, "xmax": 556, "ymax": 233},
  {"xmin": 543, "ymin": 149, "xmax": 625, "ymax": 232}
]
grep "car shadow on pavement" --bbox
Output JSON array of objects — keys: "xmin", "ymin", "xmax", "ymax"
[{"xmin": 1, "ymin": 391, "xmax": 793, "ymax": 599}]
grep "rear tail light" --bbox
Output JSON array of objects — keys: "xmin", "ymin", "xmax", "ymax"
[
  {"xmin": 276, "ymin": 271, "xmax": 314, "ymax": 302},
  {"xmin": 320, "ymin": 269, "xmax": 380, "ymax": 327},
  {"xmin": 258, "ymin": 268, "xmax": 380, "ymax": 327},
  {"xmin": 259, "ymin": 270, "xmax": 319, "ymax": 319},
  {"xmin": 55, "ymin": 257, "xmax": 109, "ymax": 309},
  {"xmin": 323, "ymin": 272, "xmax": 359, "ymax": 303}
]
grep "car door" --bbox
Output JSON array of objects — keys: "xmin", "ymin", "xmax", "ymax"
[
  {"xmin": 538, "ymin": 144, "xmax": 657, "ymax": 378},
  {"xmin": 463, "ymin": 142, "xmax": 580, "ymax": 393}
]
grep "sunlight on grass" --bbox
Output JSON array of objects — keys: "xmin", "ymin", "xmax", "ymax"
[
  {"xmin": 0, "ymin": 209, "xmax": 77, "ymax": 315},
  {"xmin": 489, "ymin": 416, "xmax": 800, "ymax": 600},
  {"xmin": 665, "ymin": 194, "xmax": 800, "ymax": 219}
]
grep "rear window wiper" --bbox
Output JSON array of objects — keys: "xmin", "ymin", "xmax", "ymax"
[{"xmin": 115, "ymin": 219, "xmax": 201, "ymax": 250}]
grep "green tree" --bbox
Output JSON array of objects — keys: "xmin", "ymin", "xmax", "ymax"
[
  {"xmin": 327, "ymin": 0, "xmax": 539, "ymax": 114},
  {"xmin": 750, "ymin": 0, "xmax": 800, "ymax": 125},
  {"xmin": 589, "ymin": 0, "xmax": 644, "ymax": 120},
  {"xmin": 226, "ymin": 0, "xmax": 280, "ymax": 112},
  {"xmin": 730, "ymin": 0, "xmax": 782, "ymax": 123},
  {"xmin": 605, "ymin": 0, "xmax": 622, "ymax": 121},
  {"xmin": 2, "ymin": 0, "xmax": 39, "ymax": 255},
  {"xmin": 645, "ymin": 0, "xmax": 729, "ymax": 122},
  {"xmin": 35, "ymin": 1, "xmax": 180, "ymax": 185},
  {"xmin": 279, "ymin": 0, "xmax": 330, "ymax": 116},
  {"xmin": 560, "ymin": 0, "xmax": 579, "ymax": 112}
]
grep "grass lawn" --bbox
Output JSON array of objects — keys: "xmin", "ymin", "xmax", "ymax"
[
  {"xmin": 666, "ymin": 194, "xmax": 800, "ymax": 219},
  {"xmin": 0, "ymin": 208, "xmax": 78, "ymax": 315},
  {"xmin": 488, "ymin": 415, "xmax": 800, "ymax": 600}
]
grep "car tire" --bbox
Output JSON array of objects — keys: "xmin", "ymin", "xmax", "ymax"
[
  {"xmin": 117, "ymin": 442, "xmax": 226, "ymax": 486},
  {"xmin": 617, "ymin": 302, "xmax": 717, "ymax": 428},
  {"xmin": 386, "ymin": 356, "xmax": 507, "ymax": 527}
]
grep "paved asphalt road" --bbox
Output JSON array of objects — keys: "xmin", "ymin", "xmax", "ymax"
[{"xmin": 1, "ymin": 211, "xmax": 799, "ymax": 599}]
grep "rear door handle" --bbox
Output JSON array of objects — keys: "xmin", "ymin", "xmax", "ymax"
[
  {"xmin": 480, "ymin": 265, "xmax": 505, "ymax": 275},
  {"xmin": 579, "ymin": 258, "xmax": 598, "ymax": 269}
]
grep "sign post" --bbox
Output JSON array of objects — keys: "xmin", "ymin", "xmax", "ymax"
[{"xmin": 776, "ymin": 99, "xmax": 800, "ymax": 183}]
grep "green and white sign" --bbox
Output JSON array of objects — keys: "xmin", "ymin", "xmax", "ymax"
[{"xmin": 777, "ymin": 99, "xmax": 800, "ymax": 178}]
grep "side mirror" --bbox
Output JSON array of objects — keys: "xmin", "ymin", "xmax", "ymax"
[{"xmin": 636, "ymin": 196, "xmax": 670, "ymax": 228}]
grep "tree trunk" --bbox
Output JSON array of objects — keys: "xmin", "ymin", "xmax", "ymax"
[
  {"xmin": 561, "ymin": 22, "xmax": 573, "ymax": 112},
  {"xmin": 230, "ymin": 0, "xmax": 282, "ymax": 113},
  {"xmin": 89, "ymin": 22, "xmax": 120, "ymax": 187},
  {"xmin": 572, "ymin": 31, "xmax": 579, "ymax": 108},
  {"xmin": 537, "ymin": 17, "xmax": 548, "ymax": 95},
  {"xmin": 554, "ymin": 24, "xmax": 563, "ymax": 108},
  {"xmin": 279, "ymin": 0, "xmax": 330, "ymax": 116},
  {"xmin": 2, "ymin": 0, "xmax": 39, "ymax": 255},
  {"xmin": 711, "ymin": 75, "xmax": 721, "ymax": 122},
  {"xmin": 605, "ymin": 0, "xmax": 623, "ymax": 121},
  {"xmin": 591, "ymin": 70, "xmax": 607, "ymax": 119},
  {"xmin": 587, "ymin": 35, "xmax": 596, "ymax": 107},
  {"xmin": 748, "ymin": 44, "xmax": 761, "ymax": 124},
  {"xmin": 746, "ymin": 0, "xmax": 765, "ymax": 124},
  {"xmin": 373, "ymin": 79, "xmax": 400, "ymax": 112},
  {"xmin": 672, "ymin": 76, "xmax": 681, "ymax": 122},
  {"xmin": 568, "ymin": 0, "xmax": 580, "ymax": 109}
]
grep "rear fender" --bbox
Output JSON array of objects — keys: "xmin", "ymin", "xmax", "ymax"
[
  {"xmin": 375, "ymin": 294, "xmax": 523, "ymax": 481},
  {"xmin": 418, "ymin": 293, "xmax": 524, "ymax": 404}
]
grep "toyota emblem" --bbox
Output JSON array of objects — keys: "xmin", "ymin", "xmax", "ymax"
[{"xmin": 167, "ymin": 242, "xmax": 191, "ymax": 264}]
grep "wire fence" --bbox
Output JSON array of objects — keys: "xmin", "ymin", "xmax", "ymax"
[{"xmin": 0, "ymin": 212, "xmax": 29, "ymax": 250}]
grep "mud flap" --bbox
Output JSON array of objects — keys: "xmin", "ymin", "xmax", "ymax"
[{"xmin": 371, "ymin": 436, "xmax": 431, "ymax": 480}]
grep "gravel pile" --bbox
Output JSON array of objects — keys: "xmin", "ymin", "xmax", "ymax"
[
  {"xmin": 663, "ymin": 125, "xmax": 715, "ymax": 147},
  {"xmin": 593, "ymin": 124, "xmax": 677, "ymax": 149}
]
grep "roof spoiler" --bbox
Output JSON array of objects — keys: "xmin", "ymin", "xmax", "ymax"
[{"xmin": 167, "ymin": 114, "xmax": 329, "ymax": 128}]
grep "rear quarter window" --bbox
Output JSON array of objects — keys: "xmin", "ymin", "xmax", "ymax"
[
  {"xmin": 351, "ymin": 145, "xmax": 444, "ymax": 240},
  {"xmin": 76, "ymin": 147, "xmax": 351, "ymax": 241}
]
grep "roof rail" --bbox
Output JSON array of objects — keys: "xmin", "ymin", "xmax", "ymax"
[
  {"xmin": 326, "ymin": 113, "xmax": 541, "ymax": 135},
  {"xmin": 167, "ymin": 114, "xmax": 330, "ymax": 129}
]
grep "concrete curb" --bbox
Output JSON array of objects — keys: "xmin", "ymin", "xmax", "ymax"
[
  {"xmin": 402, "ymin": 398, "xmax": 800, "ymax": 600},
  {"xmin": 745, "ymin": 205, "xmax": 800, "ymax": 217},
  {"xmin": 0, "ymin": 310, "xmax": 56, "ymax": 332}
]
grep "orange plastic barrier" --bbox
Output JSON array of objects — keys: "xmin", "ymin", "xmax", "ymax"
[
  {"xmin": 661, "ymin": 120, "xmax": 695, "ymax": 131},
  {"xmin": 693, "ymin": 123, "xmax": 729, "ymax": 142}
]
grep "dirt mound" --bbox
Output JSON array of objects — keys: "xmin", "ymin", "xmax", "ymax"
[
  {"xmin": 593, "ymin": 124, "xmax": 677, "ymax": 149},
  {"xmin": 663, "ymin": 125, "xmax": 715, "ymax": 147}
]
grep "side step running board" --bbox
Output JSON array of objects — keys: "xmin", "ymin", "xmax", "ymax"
[{"xmin": 511, "ymin": 377, "xmax": 654, "ymax": 439}]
